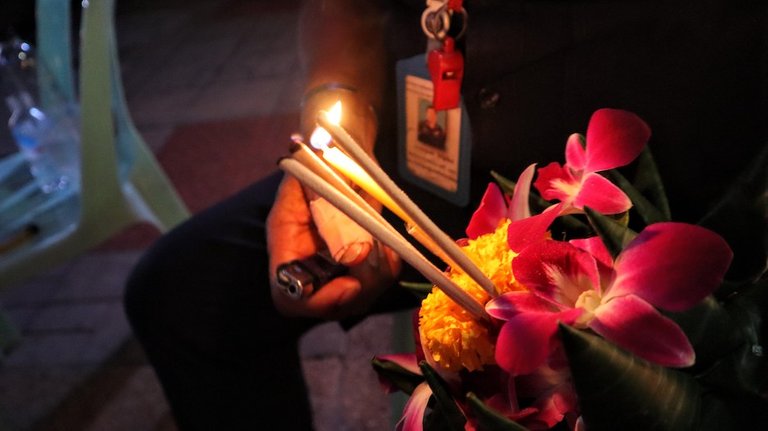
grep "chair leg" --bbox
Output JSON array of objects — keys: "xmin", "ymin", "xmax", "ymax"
[{"xmin": 127, "ymin": 137, "xmax": 190, "ymax": 233}]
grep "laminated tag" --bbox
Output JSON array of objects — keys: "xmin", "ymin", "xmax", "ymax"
[{"xmin": 395, "ymin": 54, "xmax": 471, "ymax": 207}]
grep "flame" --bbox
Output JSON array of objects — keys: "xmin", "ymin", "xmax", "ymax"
[{"xmin": 309, "ymin": 101, "xmax": 342, "ymax": 151}]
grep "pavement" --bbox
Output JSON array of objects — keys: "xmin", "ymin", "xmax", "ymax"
[{"xmin": 0, "ymin": 1, "xmax": 408, "ymax": 429}]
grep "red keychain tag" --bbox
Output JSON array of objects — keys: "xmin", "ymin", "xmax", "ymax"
[{"xmin": 428, "ymin": 37, "xmax": 464, "ymax": 111}]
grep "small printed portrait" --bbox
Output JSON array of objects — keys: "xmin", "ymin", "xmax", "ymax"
[{"xmin": 417, "ymin": 103, "xmax": 447, "ymax": 150}]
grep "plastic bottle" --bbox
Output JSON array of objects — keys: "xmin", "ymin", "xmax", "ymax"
[{"xmin": 5, "ymin": 92, "xmax": 79, "ymax": 193}]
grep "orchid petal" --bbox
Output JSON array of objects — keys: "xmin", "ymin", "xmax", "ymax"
[
  {"xmin": 466, "ymin": 183, "xmax": 508, "ymax": 239},
  {"xmin": 396, "ymin": 382, "xmax": 432, "ymax": 431},
  {"xmin": 534, "ymin": 162, "xmax": 577, "ymax": 203},
  {"xmin": 495, "ymin": 312, "xmax": 560, "ymax": 375},
  {"xmin": 590, "ymin": 295, "xmax": 695, "ymax": 367},
  {"xmin": 610, "ymin": 222, "xmax": 733, "ymax": 311},
  {"xmin": 529, "ymin": 383, "xmax": 578, "ymax": 429},
  {"xmin": 509, "ymin": 164, "xmax": 537, "ymax": 221},
  {"xmin": 569, "ymin": 236, "xmax": 613, "ymax": 269},
  {"xmin": 507, "ymin": 203, "xmax": 563, "ymax": 252},
  {"xmin": 512, "ymin": 240, "xmax": 600, "ymax": 308},
  {"xmin": 565, "ymin": 133, "xmax": 587, "ymax": 170},
  {"xmin": 486, "ymin": 291, "xmax": 556, "ymax": 320},
  {"xmin": 572, "ymin": 173, "xmax": 632, "ymax": 214},
  {"xmin": 584, "ymin": 108, "xmax": 650, "ymax": 172},
  {"xmin": 495, "ymin": 308, "xmax": 583, "ymax": 375}
]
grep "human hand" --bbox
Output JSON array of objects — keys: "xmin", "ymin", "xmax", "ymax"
[{"xmin": 266, "ymin": 175, "xmax": 401, "ymax": 320}]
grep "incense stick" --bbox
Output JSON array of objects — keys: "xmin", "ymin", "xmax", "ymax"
[
  {"xmin": 290, "ymin": 139, "xmax": 399, "ymax": 236},
  {"xmin": 279, "ymin": 157, "xmax": 490, "ymax": 322},
  {"xmin": 317, "ymin": 114, "xmax": 498, "ymax": 297}
]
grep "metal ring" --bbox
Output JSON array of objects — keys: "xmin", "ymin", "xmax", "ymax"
[
  {"xmin": 421, "ymin": 6, "xmax": 451, "ymax": 40},
  {"xmin": 451, "ymin": 7, "xmax": 468, "ymax": 41}
]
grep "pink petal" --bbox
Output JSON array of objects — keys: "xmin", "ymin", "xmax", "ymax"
[
  {"xmin": 397, "ymin": 382, "xmax": 432, "ymax": 431},
  {"xmin": 590, "ymin": 295, "xmax": 695, "ymax": 367},
  {"xmin": 495, "ymin": 309, "xmax": 583, "ymax": 375},
  {"xmin": 569, "ymin": 236, "xmax": 613, "ymax": 269},
  {"xmin": 572, "ymin": 173, "xmax": 632, "ymax": 214},
  {"xmin": 466, "ymin": 183, "xmax": 508, "ymax": 239},
  {"xmin": 512, "ymin": 240, "xmax": 600, "ymax": 308},
  {"xmin": 507, "ymin": 203, "xmax": 563, "ymax": 252},
  {"xmin": 564, "ymin": 133, "xmax": 587, "ymax": 170},
  {"xmin": 534, "ymin": 162, "xmax": 577, "ymax": 203},
  {"xmin": 610, "ymin": 222, "xmax": 733, "ymax": 311},
  {"xmin": 570, "ymin": 236, "xmax": 615, "ymax": 287},
  {"xmin": 528, "ymin": 383, "xmax": 578, "ymax": 429},
  {"xmin": 487, "ymin": 291, "xmax": 556, "ymax": 321},
  {"xmin": 509, "ymin": 164, "xmax": 536, "ymax": 221},
  {"xmin": 584, "ymin": 108, "xmax": 651, "ymax": 172}
]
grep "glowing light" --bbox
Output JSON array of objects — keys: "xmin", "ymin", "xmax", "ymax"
[{"xmin": 309, "ymin": 101, "xmax": 342, "ymax": 151}]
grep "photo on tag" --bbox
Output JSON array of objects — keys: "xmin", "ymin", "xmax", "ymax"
[{"xmin": 396, "ymin": 55, "xmax": 470, "ymax": 207}]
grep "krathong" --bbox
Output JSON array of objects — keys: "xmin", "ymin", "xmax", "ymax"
[{"xmin": 372, "ymin": 108, "xmax": 768, "ymax": 430}]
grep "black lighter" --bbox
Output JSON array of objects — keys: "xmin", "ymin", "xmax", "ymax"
[{"xmin": 276, "ymin": 252, "xmax": 348, "ymax": 299}]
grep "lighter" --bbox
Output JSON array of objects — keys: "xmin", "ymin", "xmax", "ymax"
[{"xmin": 276, "ymin": 252, "xmax": 348, "ymax": 299}]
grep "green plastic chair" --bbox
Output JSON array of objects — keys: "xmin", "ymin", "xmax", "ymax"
[{"xmin": 0, "ymin": 0, "xmax": 190, "ymax": 350}]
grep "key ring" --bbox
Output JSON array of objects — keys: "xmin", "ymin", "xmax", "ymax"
[
  {"xmin": 421, "ymin": 2, "xmax": 468, "ymax": 41},
  {"xmin": 421, "ymin": 2, "xmax": 451, "ymax": 40}
]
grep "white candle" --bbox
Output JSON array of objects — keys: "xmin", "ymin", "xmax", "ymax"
[
  {"xmin": 317, "ymin": 113, "xmax": 498, "ymax": 297},
  {"xmin": 279, "ymin": 157, "xmax": 491, "ymax": 322}
]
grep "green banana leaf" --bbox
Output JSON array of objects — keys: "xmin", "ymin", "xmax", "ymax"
[
  {"xmin": 466, "ymin": 392, "xmax": 529, "ymax": 431},
  {"xmin": 698, "ymin": 144, "xmax": 768, "ymax": 283},
  {"xmin": 420, "ymin": 361, "xmax": 466, "ymax": 431},
  {"xmin": 371, "ymin": 357, "xmax": 423, "ymax": 395},
  {"xmin": 559, "ymin": 323, "xmax": 768, "ymax": 430},
  {"xmin": 399, "ymin": 281, "xmax": 434, "ymax": 299},
  {"xmin": 605, "ymin": 167, "xmax": 668, "ymax": 226},
  {"xmin": 559, "ymin": 324, "xmax": 703, "ymax": 430},
  {"xmin": 632, "ymin": 146, "xmax": 672, "ymax": 221},
  {"xmin": 583, "ymin": 206, "xmax": 637, "ymax": 258}
]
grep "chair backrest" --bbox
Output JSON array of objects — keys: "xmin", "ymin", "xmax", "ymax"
[
  {"xmin": 35, "ymin": 0, "xmax": 76, "ymax": 108},
  {"xmin": 0, "ymin": 0, "xmax": 188, "ymax": 286}
]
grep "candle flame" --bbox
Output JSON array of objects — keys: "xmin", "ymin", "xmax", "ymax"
[{"xmin": 309, "ymin": 101, "xmax": 342, "ymax": 151}]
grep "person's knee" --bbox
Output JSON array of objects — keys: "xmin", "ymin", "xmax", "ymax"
[{"xmin": 123, "ymin": 232, "xmax": 188, "ymax": 337}]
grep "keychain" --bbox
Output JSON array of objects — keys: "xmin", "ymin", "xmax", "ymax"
[{"xmin": 421, "ymin": 0, "xmax": 467, "ymax": 111}]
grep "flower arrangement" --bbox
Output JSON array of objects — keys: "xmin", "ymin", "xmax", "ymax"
[{"xmin": 373, "ymin": 109, "xmax": 768, "ymax": 430}]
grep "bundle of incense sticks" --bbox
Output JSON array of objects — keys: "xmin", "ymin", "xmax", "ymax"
[{"xmin": 279, "ymin": 110, "xmax": 497, "ymax": 322}]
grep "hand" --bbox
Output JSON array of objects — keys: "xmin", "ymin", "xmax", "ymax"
[{"xmin": 266, "ymin": 175, "xmax": 401, "ymax": 320}]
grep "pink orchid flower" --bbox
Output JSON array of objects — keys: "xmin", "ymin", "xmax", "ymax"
[
  {"xmin": 534, "ymin": 108, "xmax": 651, "ymax": 215},
  {"xmin": 465, "ymin": 165, "xmax": 563, "ymax": 253},
  {"xmin": 487, "ymin": 222, "xmax": 733, "ymax": 375}
]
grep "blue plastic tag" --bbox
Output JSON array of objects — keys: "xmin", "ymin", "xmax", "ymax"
[{"xmin": 396, "ymin": 54, "xmax": 471, "ymax": 207}]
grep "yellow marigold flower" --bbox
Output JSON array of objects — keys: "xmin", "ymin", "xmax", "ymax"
[{"xmin": 418, "ymin": 219, "xmax": 526, "ymax": 372}]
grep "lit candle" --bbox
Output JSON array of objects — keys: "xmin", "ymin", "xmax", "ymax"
[
  {"xmin": 309, "ymin": 102, "xmax": 411, "ymax": 224},
  {"xmin": 279, "ymin": 156, "xmax": 490, "ymax": 322},
  {"xmin": 318, "ymin": 112, "xmax": 498, "ymax": 297},
  {"xmin": 309, "ymin": 102, "xmax": 455, "ymax": 267}
]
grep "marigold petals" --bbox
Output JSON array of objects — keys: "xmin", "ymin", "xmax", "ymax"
[
  {"xmin": 611, "ymin": 222, "xmax": 733, "ymax": 311},
  {"xmin": 584, "ymin": 108, "xmax": 650, "ymax": 172},
  {"xmin": 591, "ymin": 295, "xmax": 695, "ymax": 367}
]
